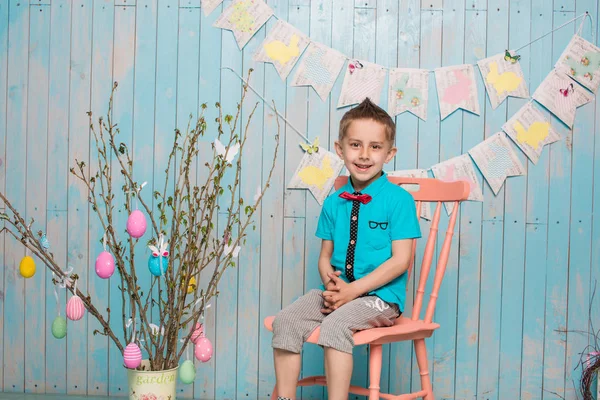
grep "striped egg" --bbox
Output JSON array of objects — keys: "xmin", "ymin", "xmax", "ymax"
[
  {"xmin": 66, "ymin": 295, "xmax": 85, "ymax": 321},
  {"xmin": 123, "ymin": 342, "xmax": 142, "ymax": 369},
  {"xmin": 190, "ymin": 323, "xmax": 203, "ymax": 344}
]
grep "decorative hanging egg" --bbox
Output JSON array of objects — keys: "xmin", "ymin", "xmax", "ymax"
[
  {"xmin": 147, "ymin": 254, "xmax": 169, "ymax": 277},
  {"xmin": 51, "ymin": 316, "xmax": 67, "ymax": 339},
  {"xmin": 179, "ymin": 359, "xmax": 196, "ymax": 384},
  {"xmin": 95, "ymin": 251, "xmax": 115, "ymax": 279},
  {"xmin": 190, "ymin": 323, "xmax": 203, "ymax": 344},
  {"xmin": 187, "ymin": 276, "xmax": 197, "ymax": 294},
  {"xmin": 194, "ymin": 335, "xmax": 213, "ymax": 363},
  {"xmin": 19, "ymin": 256, "xmax": 36, "ymax": 278},
  {"xmin": 123, "ymin": 342, "xmax": 142, "ymax": 369},
  {"xmin": 126, "ymin": 209, "xmax": 147, "ymax": 238},
  {"xmin": 66, "ymin": 295, "xmax": 85, "ymax": 321}
]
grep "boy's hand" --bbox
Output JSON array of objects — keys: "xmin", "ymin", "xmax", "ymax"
[
  {"xmin": 322, "ymin": 273, "xmax": 361, "ymax": 313},
  {"xmin": 321, "ymin": 271, "xmax": 341, "ymax": 314}
]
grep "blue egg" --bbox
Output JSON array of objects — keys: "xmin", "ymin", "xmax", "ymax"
[{"xmin": 148, "ymin": 255, "xmax": 169, "ymax": 277}]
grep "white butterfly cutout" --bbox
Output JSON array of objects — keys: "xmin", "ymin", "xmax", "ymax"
[
  {"xmin": 148, "ymin": 323, "xmax": 165, "ymax": 336},
  {"xmin": 223, "ymin": 243, "xmax": 241, "ymax": 258},
  {"xmin": 214, "ymin": 138, "xmax": 240, "ymax": 163}
]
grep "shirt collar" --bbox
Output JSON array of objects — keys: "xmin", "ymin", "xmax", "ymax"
[{"xmin": 342, "ymin": 171, "xmax": 388, "ymax": 197}]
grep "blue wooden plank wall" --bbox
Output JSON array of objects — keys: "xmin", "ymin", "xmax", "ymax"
[{"xmin": 1, "ymin": 1, "xmax": 600, "ymax": 399}]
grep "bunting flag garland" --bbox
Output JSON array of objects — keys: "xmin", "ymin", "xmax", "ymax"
[
  {"xmin": 213, "ymin": 0, "xmax": 274, "ymax": 49},
  {"xmin": 253, "ymin": 20, "xmax": 310, "ymax": 80},
  {"xmin": 477, "ymin": 50, "xmax": 529, "ymax": 109},
  {"xmin": 202, "ymin": 0, "xmax": 224, "ymax": 16},
  {"xmin": 431, "ymin": 154, "xmax": 484, "ymax": 214},
  {"xmin": 338, "ymin": 59, "xmax": 387, "ymax": 108},
  {"xmin": 388, "ymin": 169, "xmax": 432, "ymax": 220},
  {"xmin": 532, "ymin": 69, "xmax": 594, "ymax": 129},
  {"xmin": 468, "ymin": 132, "xmax": 526, "ymax": 195},
  {"xmin": 501, "ymin": 102, "xmax": 561, "ymax": 164},
  {"xmin": 388, "ymin": 68, "xmax": 429, "ymax": 120},
  {"xmin": 434, "ymin": 64, "xmax": 481, "ymax": 120},
  {"xmin": 290, "ymin": 42, "xmax": 347, "ymax": 101},
  {"xmin": 555, "ymin": 34, "xmax": 600, "ymax": 93}
]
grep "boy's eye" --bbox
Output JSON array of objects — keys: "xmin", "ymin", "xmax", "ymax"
[
  {"xmin": 372, "ymin": 145, "xmax": 382, "ymax": 149},
  {"xmin": 350, "ymin": 143, "xmax": 360, "ymax": 147}
]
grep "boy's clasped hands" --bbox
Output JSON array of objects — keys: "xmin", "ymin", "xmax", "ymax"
[{"xmin": 321, "ymin": 271, "xmax": 360, "ymax": 314}]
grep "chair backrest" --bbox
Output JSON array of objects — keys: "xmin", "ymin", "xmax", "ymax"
[{"xmin": 333, "ymin": 176, "xmax": 470, "ymax": 323}]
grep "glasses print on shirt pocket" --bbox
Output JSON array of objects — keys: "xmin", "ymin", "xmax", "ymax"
[
  {"xmin": 369, "ymin": 220, "xmax": 388, "ymax": 230},
  {"xmin": 367, "ymin": 220, "xmax": 389, "ymax": 250}
]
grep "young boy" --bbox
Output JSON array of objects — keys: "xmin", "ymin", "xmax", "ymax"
[{"xmin": 271, "ymin": 98, "xmax": 421, "ymax": 400}]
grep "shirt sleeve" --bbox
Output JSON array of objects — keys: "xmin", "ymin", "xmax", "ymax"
[
  {"xmin": 315, "ymin": 197, "xmax": 334, "ymax": 240},
  {"xmin": 390, "ymin": 190, "xmax": 422, "ymax": 240}
]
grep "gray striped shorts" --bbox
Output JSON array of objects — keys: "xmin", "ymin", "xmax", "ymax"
[{"xmin": 272, "ymin": 289, "xmax": 400, "ymax": 354}]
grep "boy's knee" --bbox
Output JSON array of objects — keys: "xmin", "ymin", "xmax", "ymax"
[
  {"xmin": 272, "ymin": 310, "xmax": 293, "ymax": 334},
  {"xmin": 318, "ymin": 317, "xmax": 354, "ymax": 354}
]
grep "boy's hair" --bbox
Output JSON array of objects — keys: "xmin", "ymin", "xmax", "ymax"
[{"xmin": 338, "ymin": 98, "xmax": 396, "ymax": 143}]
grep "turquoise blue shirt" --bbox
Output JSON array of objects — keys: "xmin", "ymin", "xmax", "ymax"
[{"xmin": 316, "ymin": 172, "xmax": 421, "ymax": 312}]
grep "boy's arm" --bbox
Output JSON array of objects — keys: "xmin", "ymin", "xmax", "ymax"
[
  {"xmin": 351, "ymin": 239, "xmax": 413, "ymax": 295},
  {"xmin": 317, "ymin": 240, "xmax": 335, "ymax": 285}
]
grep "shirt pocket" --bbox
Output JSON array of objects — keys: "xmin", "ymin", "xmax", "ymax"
[{"xmin": 365, "ymin": 219, "xmax": 390, "ymax": 250}]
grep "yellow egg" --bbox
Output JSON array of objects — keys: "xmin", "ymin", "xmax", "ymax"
[
  {"xmin": 19, "ymin": 256, "xmax": 36, "ymax": 278},
  {"xmin": 187, "ymin": 276, "xmax": 197, "ymax": 294}
]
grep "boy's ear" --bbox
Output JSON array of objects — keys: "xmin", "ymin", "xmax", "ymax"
[
  {"xmin": 385, "ymin": 146, "xmax": 397, "ymax": 163},
  {"xmin": 334, "ymin": 140, "xmax": 344, "ymax": 159}
]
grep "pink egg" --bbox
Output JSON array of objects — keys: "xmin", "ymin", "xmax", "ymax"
[
  {"xmin": 123, "ymin": 342, "xmax": 142, "ymax": 369},
  {"xmin": 95, "ymin": 251, "xmax": 115, "ymax": 279},
  {"xmin": 66, "ymin": 295, "xmax": 85, "ymax": 321},
  {"xmin": 126, "ymin": 210, "xmax": 147, "ymax": 238},
  {"xmin": 190, "ymin": 323, "xmax": 203, "ymax": 344},
  {"xmin": 194, "ymin": 336, "xmax": 213, "ymax": 363}
]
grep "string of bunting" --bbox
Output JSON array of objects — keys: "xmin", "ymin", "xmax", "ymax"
[{"xmin": 213, "ymin": 1, "xmax": 598, "ymax": 211}]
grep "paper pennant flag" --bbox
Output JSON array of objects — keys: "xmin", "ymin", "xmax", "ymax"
[
  {"xmin": 388, "ymin": 169, "xmax": 432, "ymax": 220},
  {"xmin": 388, "ymin": 68, "xmax": 429, "ymax": 120},
  {"xmin": 468, "ymin": 132, "xmax": 526, "ymax": 195},
  {"xmin": 431, "ymin": 154, "xmax": 483, "ymax": 214},
  {"xmin": 502, "ymin": 102, "xmax": 561, "ymax": 164},
  {"xmin": 555, "ymin": 34, "xmax": 600, "ymax": 93},
  {"xmin": 287, "ymin": 147, "xmax": 344, "ymax": 205},
  {"xmin": 253, "ymin": 20, "xmax": 310, "ymax": 80},
  {"xmin": 477, "ymin": 50, "xmax": 529, "ymax": 109},
  {"xmin": 202, "ymin": 0, "xmax": 224, "ymax": 16},
  {"xmin": 434, "ymin": 64, "xmax": 481, "ymax": 120},
  {"xmin": 337, "ymin": 59, "xmax": 387, "ymax": 108},
  {"xmin": 532, "ymin": 69, "xmax": 594, "ymax": 129},
  {"xmin": 290, "ymin": 42, "xmax": 346, "ymax": 101},
  {"xmin": 213, "ymin": 0, "xmax": 274, "ymax": 50}
]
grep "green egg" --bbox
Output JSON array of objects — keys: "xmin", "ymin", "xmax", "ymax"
[
  {"xmin": 179, "ymin": 360, "xmax": 196, "ymax": 384},
  {"xmin": 52, "ymin": 316, "xmax": 67, "ymax": 339}
]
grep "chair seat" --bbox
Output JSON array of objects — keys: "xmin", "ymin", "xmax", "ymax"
[{"xmin": 263, "ymin": 315, "xmax": 439, "ymax": 346}]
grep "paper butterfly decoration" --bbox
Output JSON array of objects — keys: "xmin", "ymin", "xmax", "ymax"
[
  {"xmin": 214, "ymin": 138, "xmax": 240, "ymax": 163},
  {"xmin": 348, "ymin": 60, "xmax": 364, "ymax": 75},
  {"xmin": 40, "ymin": 233, "xmax": 50, "ymax": 251},
  {"xmin": 504, "ymin": 50, "xmax": 521, "ymax": 64},
  {"xmin": 299, "ymin": 137, "xmax": 319, "ymax": 154},
  {"xmin": 559, "ymin": 83, "xmax": 574, "ymax": 97},
  {"xmin": 223, "ymin": 243, "xmax": 241, "ymax": 258}
]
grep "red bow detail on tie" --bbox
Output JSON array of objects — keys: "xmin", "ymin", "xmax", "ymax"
[{"xmin": 339, "ymin": 191, "xmax": 372, "ymax": 204}]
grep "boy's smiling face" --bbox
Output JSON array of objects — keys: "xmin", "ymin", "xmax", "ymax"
[{"xmin": 335, "ymin": 118, "xmax": 397, "ymax": 192}]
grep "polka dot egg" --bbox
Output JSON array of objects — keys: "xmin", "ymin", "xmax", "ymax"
[
  {"xmin": 66, "ymin": 295, "xmax": 85, "ymax": 321},
  {"xmin": 194, "ymin": 336, "xmax": 213, "ymax": 363},
  {"xmin": 126, "ymin": 210, "xmax": 147, "ymax": 238},
  {"xmin": 123, "ymin": 342, "xmax": 142, "ymax": 369}
]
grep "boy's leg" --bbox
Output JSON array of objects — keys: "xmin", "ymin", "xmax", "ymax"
[
  {"xmin": 319, "ymin": 296, "xmax": 400, "ymax": 400},
  {"xmin": 272, "ymin": 289, "xmax": 326, "ymax": 399}
]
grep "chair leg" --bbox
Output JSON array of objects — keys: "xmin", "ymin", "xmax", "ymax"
[
  {"xmin": 414, "ymin": 339, "xmax": 434, "ymax": 400},
  {"xmin": 368, "ymin": 344, "xmax": 383, "ymax": 400}
]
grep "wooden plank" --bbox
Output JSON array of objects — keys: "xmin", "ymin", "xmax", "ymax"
[
  {"xmin": 256, "ymin": 1, "xmax": 287, "ymax": 397},
  {"xmin": 355, "ymin": 0, "xmax": 376, "ymax": 9},
  {"xmin": 235, "ymin": 10, "xmax": 266, "ymax": 400},
  {"xmin": 86, "ymin": 0, "xmax": 114, "ymax": 396},
  {"xmin": 497, "ymin": 0, "xmax": 530, "ymax": 398},
  {"xmin": 430, "ymin": 0, "xmax": 464, "ymax": 397},
  {"xmin": 454, "ymin": 8, "xmax": 485, "ymax": 400},
  {"xmin": 66, "ymin": 0, "xmax": 92, "ymax": 395},
  {"xmin": 564, "ymin": 0, "xmax": 598, "ymax": 397},
  {"xmin": 388, "ymin": 1, "xmax": 420, "ymax": 394},
  {"xmin": 0, "ymin": 0, "xmax": 6, "ymax": 384},
  {"xmin": 24, "ymin": 4, "xmax": 50, "ymax": 393},
  {"xmin": 44, "ymin": 0, "xmax": 71, "ymax": 394},
  {"xmin": 214, "ymin": 1, "xmax": 242, "ymax": 396},
  {"xmin": 195, "ymin": 1, "xmax": 221, "ymax": 398},
  {"xmin": 108, "ymin": 4, "xmax": 135, "ymax": 396},
  {"xmin": 3, "ymin": 0, "xmax": 30, "ymax": 393}
]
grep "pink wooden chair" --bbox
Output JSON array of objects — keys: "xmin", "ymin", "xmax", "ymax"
[{"xmin": 264, "ymin": 176, "xmax": 470, "ymax": 400}]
